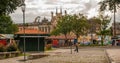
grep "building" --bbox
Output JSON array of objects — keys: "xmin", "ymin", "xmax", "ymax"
[
  {"xmin": 17, "ymin": 8, "xmax": 67, "ymax": 34},
  {"xmin": 17, "ymin": 16, "xmax": 51, "ymax": 33},
  {"xmin": 51, "ymin": 8, "xmax": 67, "ymax": 29},
  {"xmin": 112, "ymin": 22, "xmax": 120, "ymax": 36},
  {"xmin": 14, "ymin": 29, "xmax": 49, "ymax": 52}
]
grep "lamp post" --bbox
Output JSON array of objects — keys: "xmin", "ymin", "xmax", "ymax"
[
  {"xmin": 37, "ymin": 17, "xmax": 40, "ymax": 52},
  {"xmin": 21, "ymin": 1, "xmax": 26, "ymax": 61}
]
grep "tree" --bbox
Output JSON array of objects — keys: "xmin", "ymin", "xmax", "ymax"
[
  {"xmin": 51, "ymin": 14, "xmax": 89, "ymax": 43},
  {"xmin": 89, "ymin": 17, "xmax": 101, "ymax": 34},
  {"xmin": 88, "ymin": 15, "xmax": 111, "ymax": 45},
  {"xmin": 99, "ymin": 0, "xmax": 120, "ymax": 37},
  {"xmin": 72, "ymin": 14, "xmax": 89, "ymax": 41},
  {"xmin": 51, "ymin": 28, "xmax": 60, "ymax": 36},
  {"xmin": 98, "ymin": 15, "xmax": 111, "ymax": 45},
  {"xmin": 0, "ymin": 0, "xmax": 21, "ymax": 15},
  {"xmin": 0, "ymin": 15, "xmax": 18, "ymax": 34},
  {"xmin": 51, "ymin": 15, "xmax": 73, "ymax": 40},
  {"xmin": 57, "ymin": 15, "xmax": 72, "ymax": 38},
  {"xmin": 88, "ymin": 17, "xmax": 101, "ymax": 43},
  {"xmin": 0, "ymin": 0, "xmax": 20, "ymax": 34}
]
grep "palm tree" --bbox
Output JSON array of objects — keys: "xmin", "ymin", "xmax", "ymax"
[{"xmin": 99, "ymin": 0, "xmax": 120, "ymax": 37}]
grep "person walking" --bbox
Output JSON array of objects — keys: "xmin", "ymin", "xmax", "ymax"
[
  {"xmin": 74, "ymin": 39, "xmax": 79, "ymax": 53},
  {"xmin": 74, "ymin": 42, "xmax": 79, "ymax": 52}
]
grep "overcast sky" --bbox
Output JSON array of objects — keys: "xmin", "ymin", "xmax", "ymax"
[{"xmin": 10, "ymin": 0, "xmax": 120, "ymax": 23}]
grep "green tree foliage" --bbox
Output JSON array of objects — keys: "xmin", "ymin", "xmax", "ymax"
[
  {"xmin": 51, "ymin": 15, "xmax": 73, "ymax": 39},
  {"xmin": 99, "ymin": 0, "xmax": 120, "ymax": 36},
  {"xmin": 99, "ymin": 15, "xmax": 111, "ymax": 33},
  {"xmin": 72, "ymin": 14, "xmax": 89, "ymax": 40},
  {"xmin": 99, "ymin": 15, "xmax": 111, "ymax": 45},
  {"xmin": 89, "ymin": 17, "xmax": 101, "ymax": 33},
  {"xmin": 89, "ymin": 15, "xmax": 111, "ymax": 45},
  {"xmin": 0, "ymin": 0, "xmax": 20, "ymax": 34},
  {"xmin": 0, "ymin": 15, "xmax": 18, "ymax": 34},
  {"xmin": 51, "ymin": 28, "xmax": 60, "ymax": 36},
  {"xmin": 99, "ymin": 0, "xmax": 120, "ymax": 12},
  {"xmin": 51, "ymin": 14, "xmax": 89, "ymax": 42},
  {"xmin": 0, "ymin": 0, "xmax": 21, "ymax": 15}
]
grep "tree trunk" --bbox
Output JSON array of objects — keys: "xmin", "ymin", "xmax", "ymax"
[
  {"xmin": 76, "ymin": 34, "xmax": 79, "ymax": 41},
  {"xmin": 101, "ymin": 35, "xmax": 104, "ymax": 46},
  {"xmin": 64, "ymin": 34, "xmax": 68, "ymax": 46}
]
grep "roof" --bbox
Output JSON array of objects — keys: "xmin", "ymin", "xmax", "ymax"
[{"xmin": 15, "ymin": 29, "xmax": 47, "ymax": 34}]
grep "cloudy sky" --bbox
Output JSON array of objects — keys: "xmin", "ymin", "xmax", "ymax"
[{"xmin": 10, "ymin": 0, "xmax": 120, "ymax": 23}]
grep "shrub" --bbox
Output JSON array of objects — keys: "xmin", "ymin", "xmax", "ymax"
[
  {"xmin": 0, "ymin": 44, "xmax": 6, "ymax": 52},
  {"xmin": 45, "ymin": 44, "xmax": 52, "ymax": 50},
  {"xmin": 6, "ymin": 44, "xmax": 17, "ymax": 52}
]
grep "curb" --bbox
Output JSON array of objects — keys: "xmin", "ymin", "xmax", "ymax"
[{"xmin": 105, "ymin": 50, "xmax": 115, "ymax": 63}]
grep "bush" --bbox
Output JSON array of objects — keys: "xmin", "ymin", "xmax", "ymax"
[
  {"xmin": 6, "ymin": 44, "xmax": 17, "ymax": 52},
  {"xmin": 0, "ymin": 44, "xmax": 6, "ymax": 52},
  {"xmin": 45, "ymin": 44, "xmax": 52, "ymax": 50}
]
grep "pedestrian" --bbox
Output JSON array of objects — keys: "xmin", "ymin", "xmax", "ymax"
[
  {"xmin": 74, "ymin": 38, "xmax": 79, "ymax": 53},
  {"xmin": 112, "ymin": 40, "xmax": 115, "ymax": 46},
  {"xmin": 74, "ymin": 42, "xmax": 79, "ymax": 53}
]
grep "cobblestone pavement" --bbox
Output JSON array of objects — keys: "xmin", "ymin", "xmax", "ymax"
[
  {"xmin": 0, "ymin": 48, "xmax": 109, "ymax": 63},
  {"xmin": 106, "ymin": 49, "xmax": 120, "ymax": 63}
]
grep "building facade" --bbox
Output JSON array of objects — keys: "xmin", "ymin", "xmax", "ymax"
[
  {"xmin": 17, "ymin": 8, "xmax": 67, "ymax": 34},
  {"xmin": 112, "ymin": 22, "xmax": 120, "ymax": 36}
]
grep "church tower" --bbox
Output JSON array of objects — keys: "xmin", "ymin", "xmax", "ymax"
[
  {"xmin": 60, "ymin": 7, "xmax": 62, "ymax": 15},
  {"xmin": 65, "ymin": 10, "xmax": 67, "ymax": 15},
  {"xmin": 56, "ymin": 8, "xmax": 58, "ymax": 15},
  {"xmin": 51, "ymin": 11, "xmax": 53, "ymax": 18}
]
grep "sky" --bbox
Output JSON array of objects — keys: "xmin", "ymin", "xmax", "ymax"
[{"xmin": 10, "ymin": 0, "xmax": 120, "ymax": 23}]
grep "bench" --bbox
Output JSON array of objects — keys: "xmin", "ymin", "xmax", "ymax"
[
  {"xmin": 10, "ymin": 51, "xmax": 20, "ymax": 57},
  {"xmin": 0, "ymin": 52, "xmax": 5, "ymax": 59},
  {"xmin": 28, "ymin": 53, "xmax": 49, "ymax": 60}
]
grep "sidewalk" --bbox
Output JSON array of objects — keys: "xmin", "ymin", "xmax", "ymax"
[
  {"xmin": 106, "ymin": 49, "xmax": 120, "ymax": 63},
  {"xmin": 0, "ymin": 49, "xmax": 70, "ymax": 63},
  {"xmin": 0, "ymin": 48, "xmax": 109, "ymax": 63}
]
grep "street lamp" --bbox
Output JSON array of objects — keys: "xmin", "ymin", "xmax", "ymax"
[
  {"xmin": 37, "ymin": 16, "xmax": 40, "ymax": 52},
  {"xmin": 21, "ymin": 1, "xmax": 26, "ymax": 61}
]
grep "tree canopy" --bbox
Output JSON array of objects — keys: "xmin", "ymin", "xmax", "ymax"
[
  {"xmin": 0, "ymin": 15, "xmax": 18, "ymax": 34},
  {"xmin": 99, "ymin": 0, "xmax": 120, "ymax": 36},
  {"xmin": 0, "ymin": 0, "xmax": 20, "ymax": 34},
  {"xmin": 99, "ymin": 0, "xmax": 120, "ymax": 12},
  {"xmin": 51, "ymin": 15, "xmax": 73, "ymax": 39},
  {"xmin": 51, "ymin": 14, "xmax": 90, "ymax": 41},
  {"xmin": 72, "ymin": 14, "xmax": 89, "ymax": 39},
  {"xmin": 98, "ymin": 14, "xmax": 111, "ymax": 36},
  {"xmin": 0, "ymin": 0, "xmax": 21, "ymax": 15}
]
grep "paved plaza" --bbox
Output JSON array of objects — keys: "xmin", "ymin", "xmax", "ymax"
[
  {"xmin": 0, "ymin": 47, "xmax": 120, "ymax": 63},
  {"xmin": 106, "ymin": 49, "xmax": 120, "ymax": 63}
]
